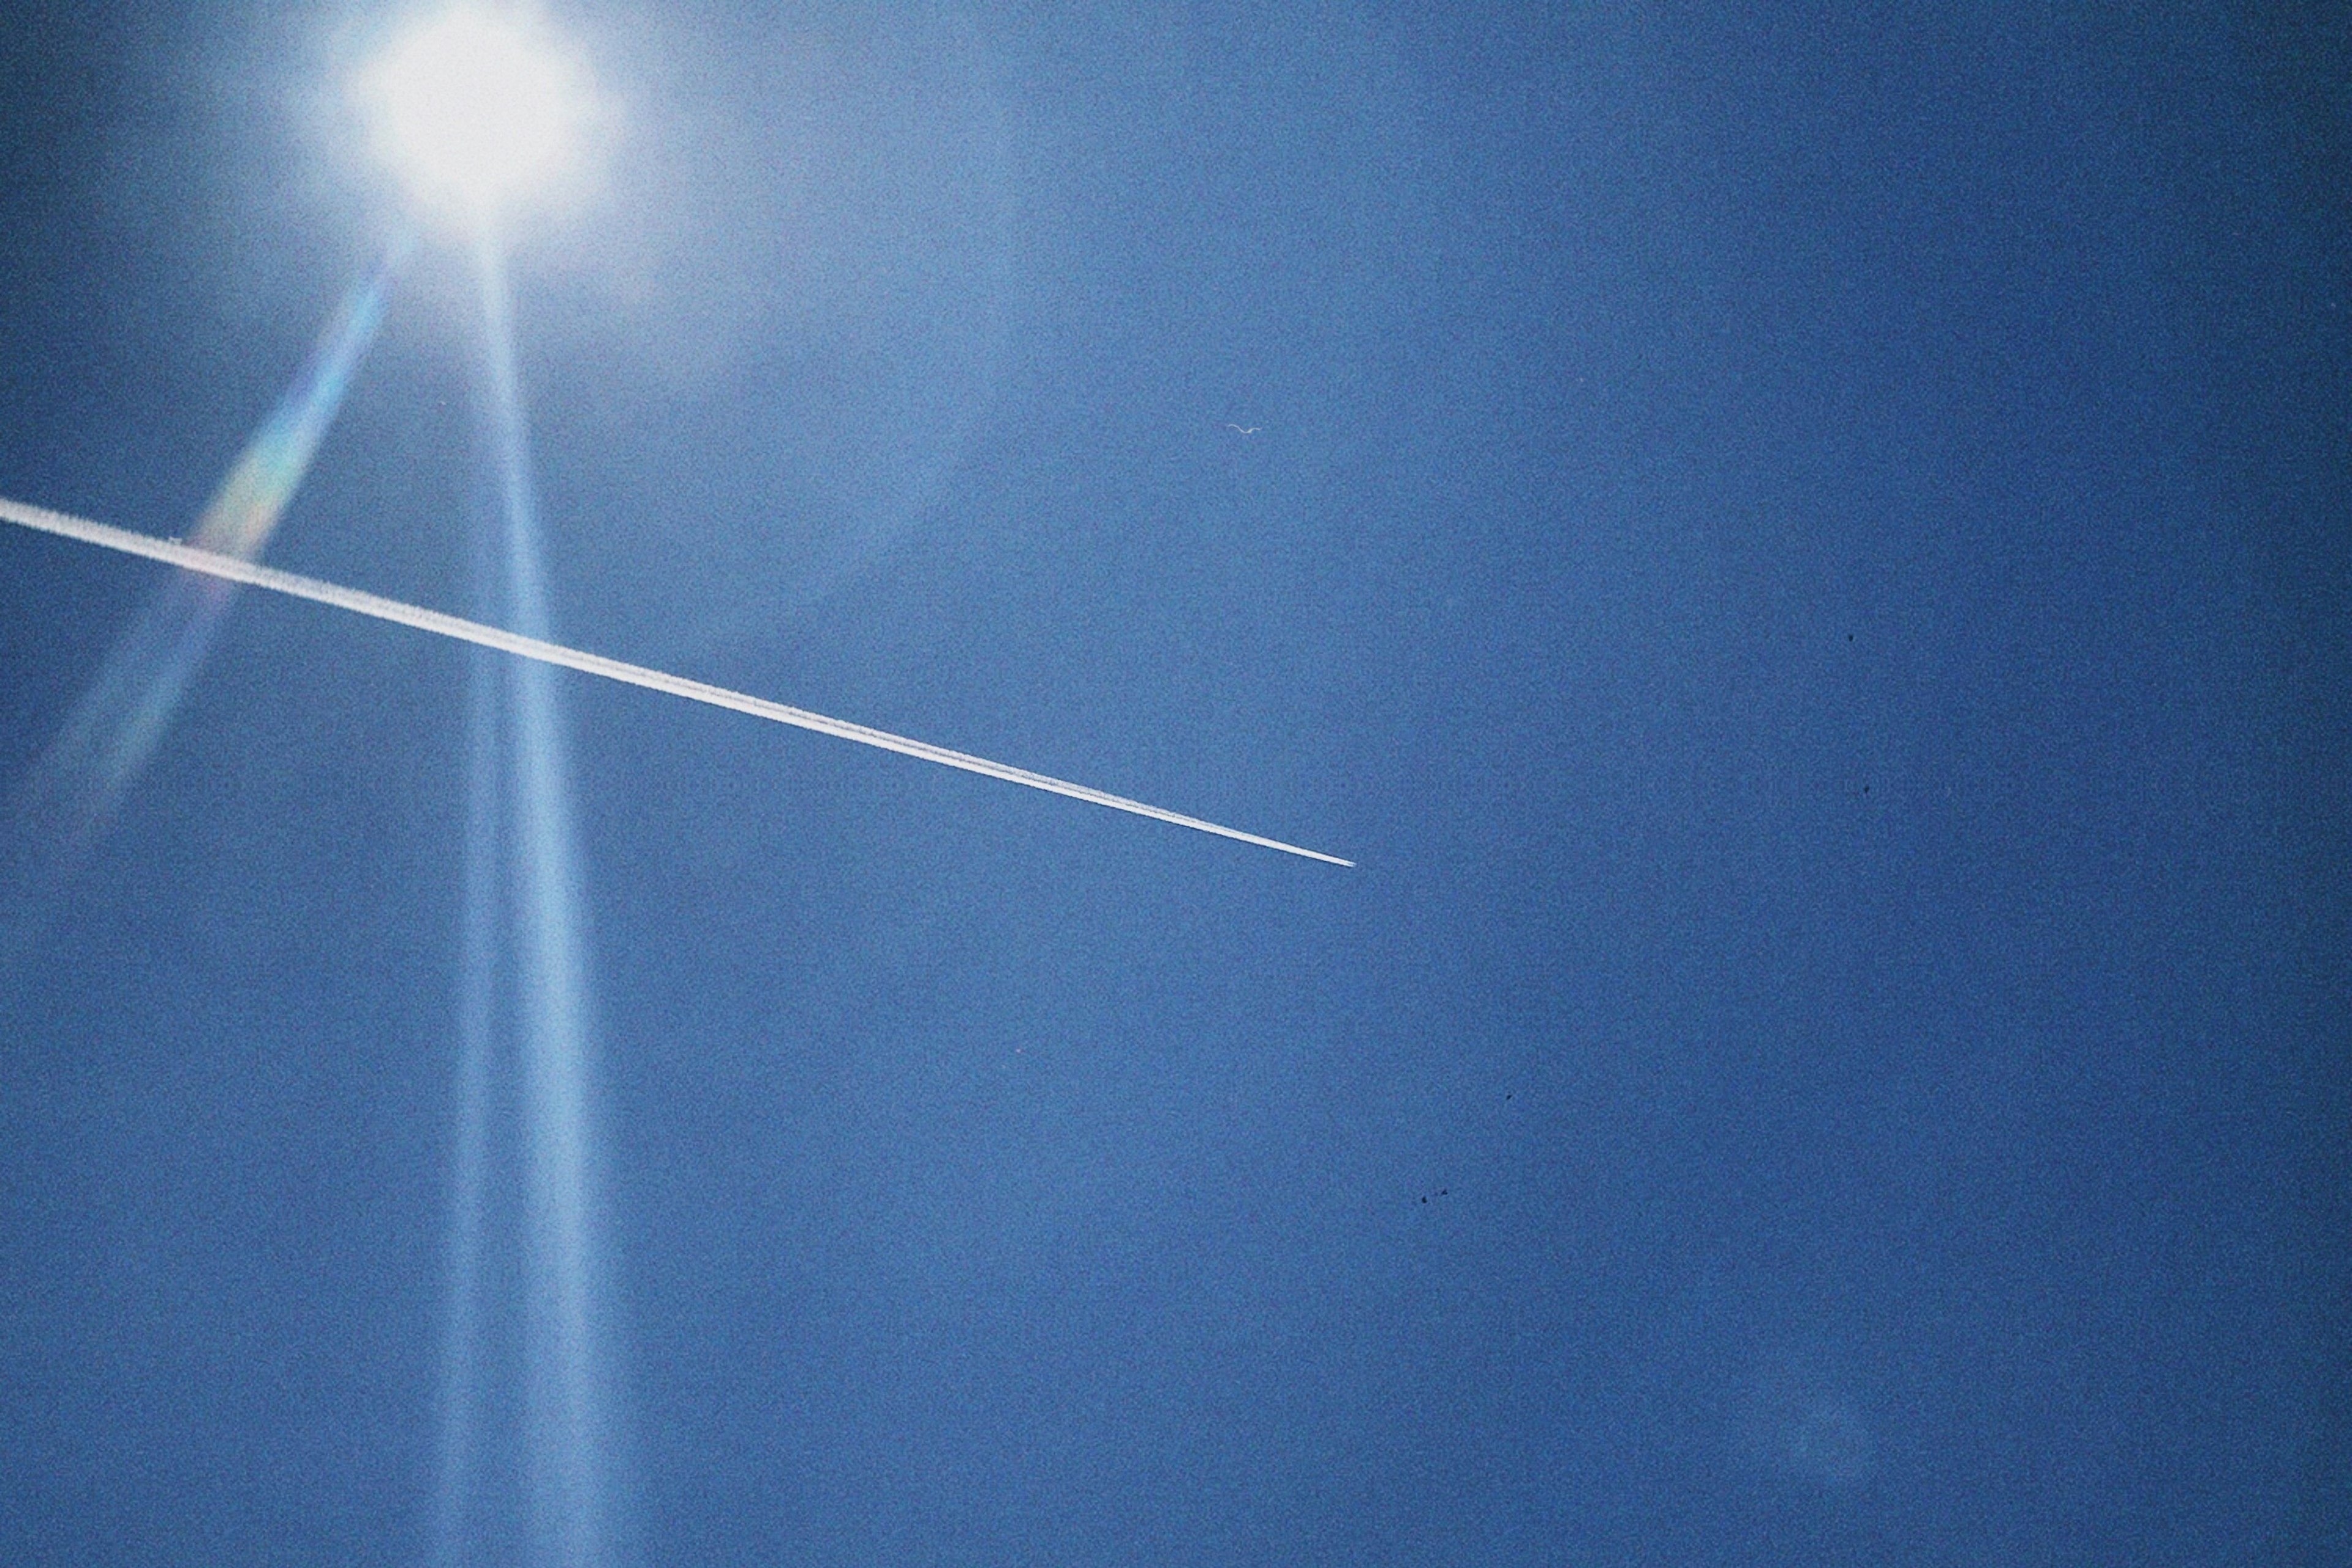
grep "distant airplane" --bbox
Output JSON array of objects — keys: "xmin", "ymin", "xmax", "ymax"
[
  {"xmin": 0, "ymin": 494, "xmax": 1354, "ymax": 867},
  {"xmin": 1226, "ymin": 423, "xmax": 1259, "ymax": 435}
]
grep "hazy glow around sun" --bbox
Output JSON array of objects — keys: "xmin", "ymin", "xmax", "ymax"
[{"xmin": 355, "ymin": 7, "xmax": 592, "ymax": 221}]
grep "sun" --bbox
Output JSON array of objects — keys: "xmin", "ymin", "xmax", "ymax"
[{"xmin": 353, "ymin": 7, "xmax": 593, "ymax": 224}]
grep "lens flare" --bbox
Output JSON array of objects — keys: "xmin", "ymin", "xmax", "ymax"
[
  {"xmin": 355, "ymin": 7, "xmax": 592, "ymax": 221},
  {"xmin": 431, "ymin": 631, "xmax": 502, "ymax": 1568},
  {"xmin": 0, "ymin": 240, "xmax": 406, "ymax": 921},
  {"xmin": 469, "ymin": 232, "xmax": 607, "ymax": 1568}
]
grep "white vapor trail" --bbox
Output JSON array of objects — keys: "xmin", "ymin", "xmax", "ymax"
[{"xmin": 1, "ymin": 495, "xmax": 1353, "ymax": 867}]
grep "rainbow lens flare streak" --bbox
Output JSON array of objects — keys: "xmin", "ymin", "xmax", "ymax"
[{"xmin": 2, "ymin": 237, "xmax": 408, "ymax": 888}]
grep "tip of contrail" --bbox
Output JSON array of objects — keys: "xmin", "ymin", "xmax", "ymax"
[{"xmin": 0, "ymin": 494, "xmax": 1354, "ymax": 869}]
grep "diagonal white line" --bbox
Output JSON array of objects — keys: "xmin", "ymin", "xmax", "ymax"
[{"xmin": 1, "ymin": 494, "xmax": 1353, "ymax": 867}]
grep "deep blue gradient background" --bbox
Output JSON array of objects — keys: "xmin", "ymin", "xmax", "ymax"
[{"xmin": 2, "ymin": 3, "xmax": 2347, "ymax": 1564}]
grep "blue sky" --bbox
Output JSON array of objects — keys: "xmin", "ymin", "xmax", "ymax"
[{"xmin": 1, "ymin": 4, "xmax": 2346, "ymax": 1564}]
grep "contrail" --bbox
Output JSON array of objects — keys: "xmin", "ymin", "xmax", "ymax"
[{"xmin": 0, "ymin": 495, "xmax": 1354, "ymax": 867}]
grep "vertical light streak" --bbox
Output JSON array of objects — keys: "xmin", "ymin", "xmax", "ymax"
[
  {"xmin": 432, "ymin": 628, "xmax": 503, "ymax": 1568},
  {"xmin": 474, "ymin": 226, "xmax": 606, "ymax": 1568},
  {"xmin": 2, "ymin": 236, "xmax": 410, "ymax": 890}
]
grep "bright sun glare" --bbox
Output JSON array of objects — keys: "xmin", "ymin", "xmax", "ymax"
[{"xmin": 355, "ymin": 7, "xmax": 590, "ymax": 221}]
